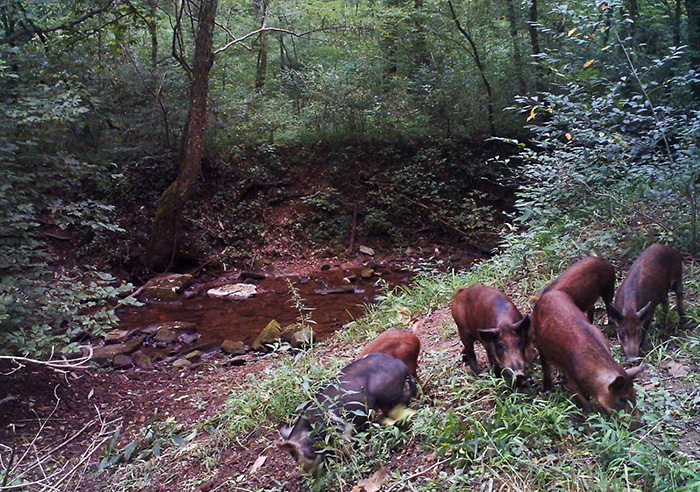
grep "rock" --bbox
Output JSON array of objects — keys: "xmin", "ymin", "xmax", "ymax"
[
  {"xmin": 172, "ymin": 358, "xmax": 192, "ymax": 369},
  {"xmin": 139, "ymin": 274, "xmax": 194, "ymax": 302},
  {"xmin": 313, "ymin": 285, "xmax": 356, "ymax": 295},
  {"xmin": 320, "ymin": 264, "xmax": 331, "ymax": 271},
  {"xmin": 104, "ymin": 329, "xmax": 132, "ymax": 345},
  {"xmin": 187, "ymin": 341, "xmax": 221, "ymax": 353},
  {"xmin": 359, "ymin": 245, "xmax": 375, "ymax": 256},
  {"xmin": 221, "ymin": 340, "xmax": 247, "ymax": 356},
  {"xmin": 289, "ymin": 327, "xmax": 315, "ymax": 349},
  {"xmin": 178, "ymin": 332, "xmax": 201, "ymax": 345},
  {"xmin": 142, "ymin": 321, "xmax": 197, "ymax": 335},
  {"xmin": 91, "ymin": 336, "xmax": 145, "ymax": 366},
  {"xmin": 207, "ymin": 283, "xmax": 257, "ymax": 299},
  {"xmin": 240, "ymin": 271, "xmax": 267, "ymax": 280},
  {"xmin": 132, "ymin": 351, "xmax": 153, "ymax": 370},
  {"xmin": 113, "ymin": 354, "xmax": 134, "ymax": 369},
  {"xmin": 184, "ymin": 351, "xmax": 202, "ymax": 363},
  {"xmin": 154, "ymin": 329, "xmax": 178, "ymax": 344},
  {"xmin": 360, "ymin": 268, "xmax": 375, "ymax": 279},
  {"xmin": 253, "ymin": 319, "xmax": 283, "ymax": 351}
]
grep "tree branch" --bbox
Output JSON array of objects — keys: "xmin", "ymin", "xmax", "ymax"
[{"xmin": 0, "ymin": 1, "xmax": 116, "ymax": 46}]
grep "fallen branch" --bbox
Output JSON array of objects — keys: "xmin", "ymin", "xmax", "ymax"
[{"xmin": 0, "ymin": 346, "xmax": 93, "ymax": 376}]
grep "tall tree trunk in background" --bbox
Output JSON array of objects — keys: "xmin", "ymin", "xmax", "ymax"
[
  {"xmin": 446, "ymin": 0, "xmax": 496, "ymax": 136},
  {"xmin": 146, "ymin": 0, "xmax": 218, "ymax": 272},
  {"xmin": 686, "ymin": 0, "xmax": 700, "ymax": 65},
  {"xmin": 528, "ymin": 0, "xmax": 544, "ymax": 91},
  {"xmin": 254, "ymin": 0, "xmax": 268, "ymax": 90},
  {"xmin": 505, "ymin": 0, "xmax": 527, "ymax": 94},
  {"xmin": 673, "ymin": 0, "xmax": 682, "ymax": 48}
]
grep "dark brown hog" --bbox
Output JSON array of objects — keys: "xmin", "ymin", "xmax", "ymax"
[
  {"xmin": 540, "ymin": 256, "xmax": 616, "ymax": 322},
  {"xmin": 533, "ymin": 290, "xmax": 645, "ymax": 419},
  {"xmin": 276, "ymin": 353, "xmax": 416, "ymax": 474},
  {"xmin": 359, "ymin": 329, "xmax": 421, "ymax": 380},
  {"xmin": 609, "ymin": 244, "xmax": 685, "ymax": 360},
  {"xmin": 451, "ymin": 284, "xmax": 531, "ymax": 384}
]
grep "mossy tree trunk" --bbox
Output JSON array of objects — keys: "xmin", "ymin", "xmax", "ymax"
[{"xmin": 146, "ymin": 0, "xmax": 219, "ymax": 272}]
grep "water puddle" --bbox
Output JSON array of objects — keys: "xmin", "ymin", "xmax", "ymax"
[{"xmin": 116, "ymin": 263, "xmax": 416, "ymax": 348}]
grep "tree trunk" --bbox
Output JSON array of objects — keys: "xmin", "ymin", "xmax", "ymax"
[
  {"xmin": 146, "ymin": 0, "xmax": 219, "ymax": 272},
  {"xmin": 687, "ymin": 0, "xmax": 700, "ymax": 97},
  {"xmin": 446, "ymin": 0, "xmax": 496, "ymax": 136},
  {"xmin": 528, "ymin": 0, "xmax": 544, "ymax": 91},
  {"xmin": 505, "ymin": 0, "xmax": 527, "ymax": 94}
]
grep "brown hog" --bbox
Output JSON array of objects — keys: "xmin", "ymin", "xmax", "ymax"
[
  {"xmin": 533, "ymin": 290, "xmax": 645, "ymax": 418},
  {"xmin": 359, "ymin": 329, "xmax": 421, "ymax": 380},
  {"xmin": 451, "ymin": 284, "xmax": 531, "ymax": 384},
  {"xmin": 540, "ymin": 256, "xmax": 616, "ymax": 322},
  {"xmin": 609, "ymin": 244, "xmax": 685, "ymax": 360}
]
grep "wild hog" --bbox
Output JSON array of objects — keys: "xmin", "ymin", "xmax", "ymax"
[
  {"xmin": 540, "ymin": 256, "xmax": 616, "ymax": 322},
  {"xmin": 451, "ymin": 284, "xmax": 531, "ymax": 384},
  {"xmin": 359, "ymin": 329, "xmax": 421, "ymax": 380},
  {"xmin": 533, "ymin": 290, "xmax": 645, "ymax": 418},
  {"xmin": 609, "ymin": 244, "xmax": 685, "ymax": 360},
  {"xmin": 276, "ymin": 353, "xmax": 417, "ymax": 474}
]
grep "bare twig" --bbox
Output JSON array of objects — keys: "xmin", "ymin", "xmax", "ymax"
[{"xmin": 0, "ymin": 346, "xmax": 93, "ymax": 376}]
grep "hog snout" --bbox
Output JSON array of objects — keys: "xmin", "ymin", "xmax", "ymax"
[{"xmin": 501, "ymin": 366, "xmax": 526, "ymax": 386}]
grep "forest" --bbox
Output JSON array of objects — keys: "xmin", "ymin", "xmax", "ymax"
[{"xmin": 0, "ymin": 0, "xmax": 699, "ymax": 490}]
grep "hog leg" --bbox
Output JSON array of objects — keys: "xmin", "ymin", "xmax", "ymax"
[
  {"xmin": 672, "ymin": 279, "xmax": 686, "ymax": 328},
  {"xmin": 461, "ymin": 336, "xmax": 480, "ymax": 375},
  {"xmin": 540, "ymin": 354, "xmax": 554, "ymax": 392}
]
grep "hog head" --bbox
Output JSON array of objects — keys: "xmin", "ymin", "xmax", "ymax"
[
  {"xmin": 276, "ymin": 418, "xmax": 321, "ymax": 475},
  {"xmin": 596, "ymin": 363, "xmax": 646, "ymax": 423},
  {"xmin": 609, "ymin": 302, "xmax": 652, "ymax": 360},
  {"xmin": 478, "ymin": 316, "xmax": 531, "ymax": 385}
]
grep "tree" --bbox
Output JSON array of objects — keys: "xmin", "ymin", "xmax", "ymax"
[{"xmin": 145, "ymin": 0, "xmax": 218, "ymax": 272}]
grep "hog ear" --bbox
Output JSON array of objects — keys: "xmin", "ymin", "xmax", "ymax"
[
  {"xmin": 513, "ymin": 315, "xmax": 531, "ymax": 333},
  {"xmin": 608, "ymin": 375, "xmax": 629, "ymax": 393},
  {"xmin": 635, "ymin": 301, "xmax": 652, "ymax": 319},
  {"xmin": 276, "ymin": 440, "xmax": 297, "ymax": 453},
  {"xmin": 608, "ymin": 304, "xmax": 623, "ymax": 324},
  {"xmin": 626, "ymin": 362, "xmax": 646, "ymax": 380},
  {"xmin": 478, "ymin": 328, "xmax": 499, "ymax": 342}
]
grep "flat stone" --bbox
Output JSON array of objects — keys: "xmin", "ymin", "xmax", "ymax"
[
  {"xmin": 313, "ymin": 285, "xmax": 356, "ymax": 295},
  {"xmin": 172, "ymin": 358, "xmax": 192, "ymax": 369},
  {"xmin": 360, "ymin": 268, "xmax": 375, "ymax": 279},
  {"xmin": 113, "ymin": 354, "xmax": 133, "ymax": 369},
  {"xmin": 104, "ymin": 329, "xmax": 131, "ymax": 345},
  {"xmin": 359, "ymin": 245, "xmax": 375, "ymax": 256},
  {"xmin": 184, "ymin": 351, "xmax": 202, "ymax": 363},
  {"xmin": 221, "ymin": 340, "xmax": 247, "ymax": 356},
  {"xmin": 240, "ymin": 271, "xmax": 266, "ymax": 280},
  {"xmin": 154, "ymin": 329, "xmax": 178, "ymax": 344},
  {"xmin": 139, "ymin": 274, "xmax": 194, "ymax": 302},
  {"xmin": 132, "ymin": 351, "xmax": 153, "ymax": 370},
  {"xmin": 91, "ymin": 336, "xmax": 145, "ymax": 366},
  {"xmin": 207, "ymin": 283, "xmax": 257, "ymax": 299},
  {"xmin": 178, "ymin": 332, "xmax": 201, "ymax": 345}
]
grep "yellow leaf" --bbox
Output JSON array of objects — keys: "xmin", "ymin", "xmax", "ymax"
[
  {"xmin": 565, "ymin": 133, "xmax": 573, "ymax": 141},
  {"xmin": 583, "ymin": 59, "xmax": 596, "ymax": 68},
  {"xmin": 527, "ymin": 106, "xmax": 538, "ymax": 122},
  {"xmin": 568, "ymin": 28, "xmax": 577, "ymax": 37}
]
